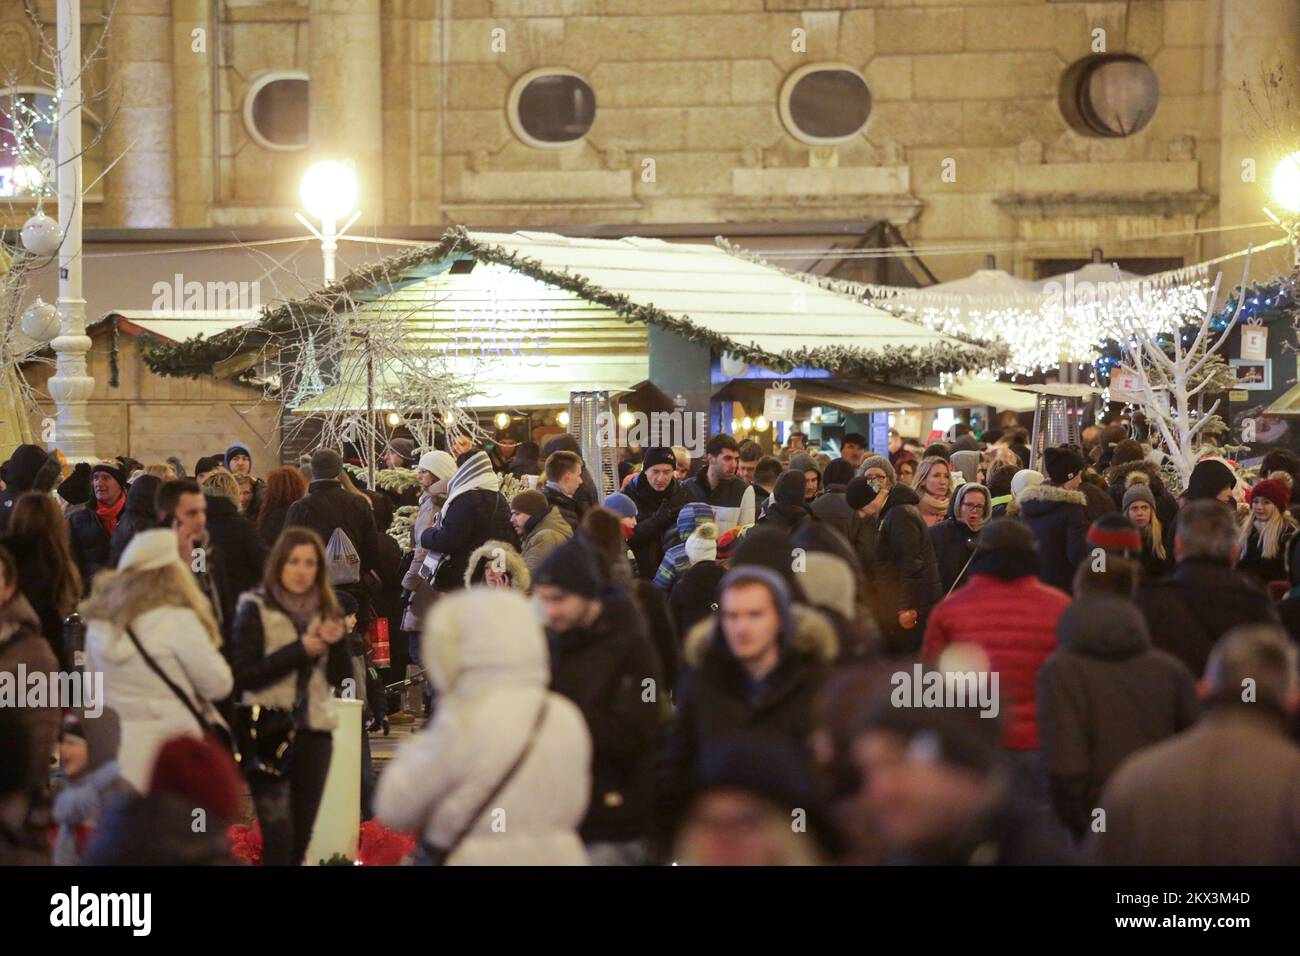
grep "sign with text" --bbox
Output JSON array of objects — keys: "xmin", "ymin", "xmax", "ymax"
[{"xmin": 764, "ymin": 386, "xmax": 796, "ymax": 422}]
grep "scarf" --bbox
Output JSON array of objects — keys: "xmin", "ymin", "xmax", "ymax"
[
  {"xmin": 268, "ymin": 583, "xmax": 321, "ymax": 632},
  {"xmin": 441, "ymin": 451, "xmax": 501, "ymax": 518},
  {"xmin": 95, "ymin": 494, "xmax": 126, "ymax": 535},
  {"xmin": 52, "ymin": 759, "xmax": 122, "ymax": 866},
  {"xmin": 919, "ymin": 492, "xmax": 951, "ymax": 523}
]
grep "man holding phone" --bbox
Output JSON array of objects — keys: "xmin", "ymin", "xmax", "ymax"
[{"xmin": 156, "ymin": 479, "xmax": 231, "ymax": 646}]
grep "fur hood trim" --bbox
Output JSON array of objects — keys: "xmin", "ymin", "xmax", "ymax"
[
  {"xmin": 1105, "ymin": 459, "xmax": 1160, "ymax": 486},
  {"xmin": 1017, "ymin": 484, "xmax": 1088, "ymax": 507},
  {"xmin": 462, "ymin": 539, "xmax": 530, "ymax": 591},
  {"xmin": 682, "ymin": 601, "xmax": 838, "ymax": 668}
]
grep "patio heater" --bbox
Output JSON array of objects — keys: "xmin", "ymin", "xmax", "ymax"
[
  {"xmin": 1015, "ymin": 384, "xmax": 1100, "ymax": 471},
  {"xmin": 568, "ymin": 390, "xmax": 618, "ymax": 503}
]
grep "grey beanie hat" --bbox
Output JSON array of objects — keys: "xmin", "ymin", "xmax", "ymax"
[
  {"xmin": 856, "ymin": 455, "xmax": 896, "ymax": 483},
  {"xmin": 310, "ymin": 449, "xmax": 344, "ymax": 480},
  {"xmin": 1122, "ymin": 481, "xmax": 1157, "ymax": 512}
]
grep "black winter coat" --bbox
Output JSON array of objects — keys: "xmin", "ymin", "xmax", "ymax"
[
  {"xmin": 258, "ymin": 505, "xmax": 291, "ymax": 547},
  {"xmin": 419, "ymin": 489, "xmax": 519, "ymax": 592},
  {"xmin": 758, "ymin": 500, "xmax": 814, "ymax": 538},
  {"xmin": 1136, "ymin": 559, "xmax": 1280, "ymax": 677},
  {"xmin": 284, "ymin": 480, "xmax": 381, "ymax": 585},
  {"xmin": 0, "ymin": 444, "xmax": 53, "ymax": 535},
  {"xmin": 205, "ymin": 496, "xmax": 269, "ymax": 613},
  {"xmin": 930, "ymin": 517, "xmax": 979, "ymax": 594},
  {"xmin": 542, "ymin": 484, "xmax": 585, "ymax": 533},
  {"xmin": 870, "ymin": 483, "xmax": 942, "ymax": 618},
  {"xmin": 1036, "ymin": 597, "xmax": 1198, "ymax": 840},
  {"xmin": 547, "ymin": 595, "xmax": 664, "ymax": 842},
  {"xmin": 625, "ymin": 472, "xmax": 692, "ymax": 581},
  {"xmin": 68, "ymin": 507, "xmax": 115, "ymax": 586},
  {"xmin": 667, "ymin": 560, "xmax": 726, "ymax": 641},
  {"xmin": 1017, "ymin": 484, "xmax": 1089, "ymax": 593},
  {"xmin": 810, "ymin": 487, "xmax": 876, "ymax": 567},
  {"xmin": 107, "ymin": 476, "xmax": 162, "ymax": 569}
]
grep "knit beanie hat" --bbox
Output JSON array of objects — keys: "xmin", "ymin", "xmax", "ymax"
[
  {"xmin": 417, "ymin": 450, "xmax": 456, "ymax": 481},
  {"xmin": 90, "ymin": 461, "xmax": 127, "ymax": 490},
  {"xmin": 1043, "ymin": 446, "xmax": 1086, "ymax": 485},
  {"xmin": 60, "ymin": 711, "xmax": 85, "ymax": 741},
  {"xmin": 1184, "ymin": 459, "xmax": 1236, "ymax": 501},
  {"xmin": 974, "ymin": 517, "xmax": 1038, "ymax": 554},
  {"xmin": 225, "ymin": 443, "xmax": 252, "ymax": 469},
  {"xmin": 602, "ymin": 492, "xmax": 638, "ymax": 520},
  {"xmin": 1121, "ymin": 482, "xmax": 1157, "ymax": 513},
  {"xmin": 310, "ymin": 449, "xmax": 344, "ymax": 480},
  {"xmin": 533, "ymin": 537, "xmax": 603, "ymax": 599},
  {"xmin": 1250, "ymin": 477, "xmax": 1291, "ymax": 513},
  {"xmin": 57, "ymin": 462, "xmax": 93, "ymax": 505},
  {"xmin": 772, "ymin": 470, "xmax": 806, "ymax": 507},
  {"xmin": 510, "ymin": 489, "xmax": 549, "ymax": 517},
  {"xmin": 845, "ymin": 476, "xmax": 878, "ymax": 511},
  {"xmin": 118, "ymin": 528, "xmax": 181, "ymax": 572},
  {"xmin": 684, "ymin": 522, "xmax": 719, "ymax": 565},
  {"xmin": 1087, "ymin": 513, "xmax": 1141, "ymax": 553},
  {"xmin": 641, "ymin": 446, "xmax": 676, "ymax": 472},
  {"xmin": 383, "ymin": 438, "xmax": 415, "ymax": 464},
  {"xmin": 148, "ymin": 735, "xmax": 243, "ymax": 823},
  {"xmin": 823, "ymin": 458, "xmax": 855, "ymax": 488},
  {"xmin": 856, "ymin": 455, "xmax": 895, "ymax": 483},
  {"xmin": 1010, "ymin": 469, "xmax": 1044, "ymax": 499},
  {"xmin": 788, "ymin": 452, "xmax": 821, "ymax": 477}
]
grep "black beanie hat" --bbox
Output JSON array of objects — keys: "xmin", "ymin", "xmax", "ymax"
[
  {"xmin": 1184, "ymin": 459, "xmax": 1235, "ymax": 501},
  {"xmin": 772, "ymin": 470, "xmax": 806, "ymax": 507},
  {"xmin": 225, "ymin": 443, "xmax": 252, "ymax": 469},
  {"xmin": 641, "ymin": 447, "xmax": 676, "ymax": 472},
  {"xmin": 823, "ymin": 458, "xmax": 855, "ymax": 487},
  {"xmin": 845, "ymin": 476, "xmax": 877, "ymax": 511},
  {"xmin": 974, "ymin": 517, "xmax": 1038, "ymax": 554},
  {"xmin": 1042, "ymin": 446, "xmax": 1085, "ymax": 485},
  {"xmin": 90, "ymin": 461, "xmax": 127, "ymax": 490},
  {"xmin": 57, "ymin": 462, "xmax": 93, "ymax": 505},
  {"xmin": 533, "ymin": 537, "xmax": 604, "ymax": 599}
]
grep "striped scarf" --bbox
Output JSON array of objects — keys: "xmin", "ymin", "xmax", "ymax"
[{"xmin": 440, "ymin": 451, "xmax": 501, "ymax": 518}]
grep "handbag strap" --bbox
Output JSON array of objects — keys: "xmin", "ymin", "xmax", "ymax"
[
  {"xmin": 124, "ymin": 625, "xmax": 209, "ymax": 734},
  {"xmin": 441, "ymin": 695, "xmax": 550, "ymax": 860}
]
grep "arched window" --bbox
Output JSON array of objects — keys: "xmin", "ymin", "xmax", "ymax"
[
  {"xmin": 1060, "ymin": 55, "xmax": 1159, "ymax": 138},
  {"xmin": 507, "ymin": 69, "xmax": 596, "ymax": 148},
  {"xmin": 244, "ymin": 72, "xmax": 309, "ymax": 151},
  {"xmin": 779, "ymin": 64, "xmax": 872, "ymax": 146}
]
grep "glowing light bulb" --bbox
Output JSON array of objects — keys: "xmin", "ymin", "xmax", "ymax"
[
  {"xmin": 1272, "ymin": 151, "xmax": 1300, "ymax": 214},
  {"xmin": 557, "ymin": 411, "xmax": 570, "ymax": 427},
  {"xmin": 300, "ymin": 160, "xmax": 358, "ymax": 222},
  {"xmin": 618, "ymin": 410, "xmax": 636, "ymax": 429},
  {"xmin": 494, "ymin": 412, "xmax": 510, "ymax": 430},
  {"xmin": 385, "ymin": 412, "xmax": 402, "ymax": 427},
  {"xmin": 754, "ymin": 415, "xmax": 768, "ymax": 431},
  {"xmin": 741, "ymin": 416, "xmax": 753, "ymax": 431}
]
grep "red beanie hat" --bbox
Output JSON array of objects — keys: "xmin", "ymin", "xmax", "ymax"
[
  {"xmin": 148, "ymin": 735, "xmax": 243, "ymax": 822},
  {"xmin": 1249, "ymin": 478, "xmax": 1291, "ymax": 513}
]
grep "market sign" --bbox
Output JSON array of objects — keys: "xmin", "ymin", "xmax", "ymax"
[{"xmin": 764, "ymin": 385, "xmax": 796, "ymax": 421}]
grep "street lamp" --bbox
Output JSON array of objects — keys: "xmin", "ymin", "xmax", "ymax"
[
  {"xmin": 1265, "ymin": 151, "xmax": 1300, "ymax": 266},
  {"xmin": 297, "ymin": 160, "xmax": 362, "ymax": 284}
]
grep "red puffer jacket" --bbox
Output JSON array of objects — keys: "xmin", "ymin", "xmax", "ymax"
[{"xmin": 921, "ymin": 574, "xmax": 1069, "ymax": 750}]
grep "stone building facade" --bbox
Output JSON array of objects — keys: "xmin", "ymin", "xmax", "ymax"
[{"xmin": 2, "ymin": 0, "xmax": 1299, "ymax": 282}]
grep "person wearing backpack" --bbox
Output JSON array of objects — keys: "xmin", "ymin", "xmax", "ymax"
[{"xmin": 283, "ymin": 450, "xmax": 381, "ymax": 606}]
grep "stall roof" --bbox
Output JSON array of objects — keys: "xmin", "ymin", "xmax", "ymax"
[{"xmin": 140, "ymin": 226, "xmax": 1007, "ymax": 381}]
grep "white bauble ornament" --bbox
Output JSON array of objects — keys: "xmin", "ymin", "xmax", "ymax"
[
  {"xmin": 21, "ymin": 298, "xmax": 61, "ymax": 343},
  {"xmin": 21, "ymin": 212, "xmax": 61, "ymax": 256}
]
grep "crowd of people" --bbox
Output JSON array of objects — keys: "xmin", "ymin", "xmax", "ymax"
[{"xmin": 1, "ymin": 417, "xmax": 1298, "ymax": 866}]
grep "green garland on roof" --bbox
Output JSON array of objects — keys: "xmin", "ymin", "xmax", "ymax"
[{"xmin": 140, "ymin": 226, "xmax": 1009, "ymax": 380}]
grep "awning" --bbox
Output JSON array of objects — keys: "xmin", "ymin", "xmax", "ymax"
[
  {"xmin": 1266, "ymin": 381, "xmax": 1300, "ymax": 417},
  {"xmin": 942, "ymin": 377, "xmax": 1036, "ymax": 411}
]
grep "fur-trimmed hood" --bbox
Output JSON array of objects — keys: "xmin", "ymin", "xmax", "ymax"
[
  {"xmin": 463, "ymin": 539, "xmax": 531, "ymax": 591},
  {"xmin": 1017, "ymin": 483, "xmax": 1088, "ymax": 512},
  {"xmin": 682, "ymin": 601, "xmax": 839, "ymax": 669},
  {"xmin": 1105, "ymin": 458, "xmax": 1164, "ymax": 491}
]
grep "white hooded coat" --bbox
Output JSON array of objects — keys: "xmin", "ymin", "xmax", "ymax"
[
  {"xmin": 374, "ymin": 588, "xmax": 591, "ymax": 865},
  {"xmin": 84, "ymin": 606, "xmax": 233, "ymax": 790}
]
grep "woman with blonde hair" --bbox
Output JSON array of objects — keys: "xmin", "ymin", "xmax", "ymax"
[
  {"xmin": 144, "ymin": 463, "xmax": 177, "ymax": 482},
  {"xmin": 1237, "ymin": 478, "xmax": 1298, "ymax": 587},
  {"xmin": 1122, "ymin": 480, "xmax": 1172, "ymax": 579},
  {"xmin": 910, "ymin": 456, "xmax": 952, "ymax": 527},
  {"xmin": 82, "ymin": 528, "xmax": 234, "ymax": 790},
  {"xmin": 230, "ymin": 526, "xmax": 349, "ymax": 865}
]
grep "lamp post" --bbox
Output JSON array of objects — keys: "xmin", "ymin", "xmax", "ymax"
[{"xmin": 296, "ymin": 160, "xmax": 361, "ymax": 284}]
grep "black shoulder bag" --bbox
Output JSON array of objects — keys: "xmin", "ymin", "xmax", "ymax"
[
  {"xmin": 418, "ymin": 696, "xmax": 550, "ymax": 866},
  {"xmin": 124, "ymin": 625, "xmax": 234, "ymax": 753}
]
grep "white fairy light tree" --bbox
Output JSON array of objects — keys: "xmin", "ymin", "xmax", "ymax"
[{"xmin": 1108, "ymin": 251, "xmax": 1252, "ymax": 492}]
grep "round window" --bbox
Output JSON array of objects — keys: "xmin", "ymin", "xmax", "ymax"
[
  {"xmin": 780, "ymin": 65, "xmax": 871, "ymax": 145},
  {"xmin": 508, "ymin": 70, "xmax": 596, "ymax": 148},
  {"xmin": 1061, "ymin": 55, "xmax": 1159, "ymax": 138},
  {"xmin": 244, "ymin": 73, "xmax": 309, "ymax": 150}
]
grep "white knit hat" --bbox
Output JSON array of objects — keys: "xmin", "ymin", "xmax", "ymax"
[
  {"xmin": 684, "ymin": 523, "xmax": 719, "ymax": 566},
  {"xmin": 117, "ymin": 528, "xmax": 181, "ymax": 572},
  {"xmin": 417, "ymin": 450, "xmax": 457, "ymax": 481},
  {"xmin": 1010, "ymin": 469, "xmax": 1045, "ymax": 500}
]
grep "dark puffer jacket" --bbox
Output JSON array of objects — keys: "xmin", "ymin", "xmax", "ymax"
[
  {"xmin": 868, "ymin": 483, "xmax": 942, "ymax": 642},
  {"xmin": 1135, "ymin": 558, "xmax": 1280, "ymax": 677},
  {"xmin": 928, "ymin": 482, "xmax": 990, "ymax": 594},
  {"xmin": 204, "ymin": 495, "xmax": 269, "ymax": 612},
  {"xmin": 810, "ymin": 485, "xmax": 877, "ymax": 567},
  {"xmin": 758, "ymin": 499, "xmax": 815, "ymax": 538},
  {"xmin": 284, "ymin": 479, "xmax": 381, "ymax": 590},
  {"xmin": 1037, "ymin": 595, "xmax": 1198, "ymax": 840},
  {"xmin": 68, "ymin": 507, "xmax": 116, "ymax": 585},
  {"xmin": 547, "ymin": 594, "xmax": 664, "ymax": 843},
  {"xmin": 1105, "ymin": 459, "xmax": 1178, "ymax": 529},
  {"xmin": 420, "ymin": 489, "xmax": 520, "ymax": 592},
  {"xmin": 625, "ymin": 472, "xmax": 692, "ymax": 581},
  {"xmin": 1017, "ymin": 484, "xmax": 1089, "ymax": 593},
  {"xmin": 108, "ymin": 476, "xmax": 162, "ymax": 568},
  {"xmin": 667, "ymin": 560, "xmax": 726, "ymax": 639}
]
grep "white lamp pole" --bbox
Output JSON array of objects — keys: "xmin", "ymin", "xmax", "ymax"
[
  {"xmin": 47, "ymin": 0, "xmax": 96, "ymax": 462},
  {"xmin": 296, "ymin": 160, "xmax": 361, "ymax": 285}
]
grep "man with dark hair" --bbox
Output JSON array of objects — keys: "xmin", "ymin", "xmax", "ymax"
[
  {"xmin": 284, "ymin": 450, "xmax": 382, "ymax": 605},
  {"xmin": 1095, "ymin": 625, "xmax": 1300, "ymax": 865},
  {"xmin": 193, "ymin": 456, "xmax": 222, "ymax": 485},
  {"xmin": 224, "ymin": 442, "xmax": 266, "ymax": 516},
  {"xmin": 624, "ymin": 446, "xmax": 691, "ymax": 581},
  {"xmin": 752, "ymin": 455, "xmax": 783, "ymax": 507},
  {"xmin": 684, "ymin": 433, "xmax": 755, "ymax": 532},
  {"xmin": 156, "ymin": 478, "xmax": 228, "ymax": 640},
  {"xmin": 533, "ymin": 538, "xmax": 663, "ymax": 865},
  {"xmin": 840, "ymin": 433, "xmax": 867, "ymax": 471},
  {"xmin": 542, "ymin": 449, "xmax": 586, "ymax": 532},
  {"xmin": 68, "ymin": 462, "xmax": 129, "ymax": 585},
  {"xmin": 1136, "ymin": 499, "xmax": 1279, "ymax": 677},
  {"xmin": 509, "ymin": 440, "xmax": 543, "ymax": 478},
  {"xmin": 736, "ymin": 439, "xmax": 762, "ymax": 484}
]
